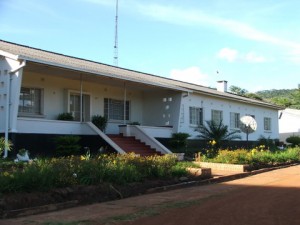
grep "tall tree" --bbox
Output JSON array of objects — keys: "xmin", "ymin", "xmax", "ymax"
[{"xmin": 229, "ymin": 85, "xmax": 248, "ymax": 96}]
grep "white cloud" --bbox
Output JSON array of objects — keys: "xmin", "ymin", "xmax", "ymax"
[
  {"xmin": 244, "ymin": 52, "xmax": 267, "ymax": 63},
  {"xmin": 217, "ymin": 48, "xmax": 238, "ymax": 62},
  {"xmin": 217, "ymin": 48, "xmax": 267, "ymax": 63},
  {"xmin": 136, "ymin": 3, "xmax": 300, "ymax": 63},
  {"xmin": 169, "ymin": 67, "xmax": 209, "ymax": 86}
]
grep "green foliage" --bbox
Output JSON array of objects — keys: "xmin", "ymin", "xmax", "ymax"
[
  {"xmin": 197, "ymin": 120, "xmax": 241, "ymax": 145},
  {"xmin": 196, "ymin": 120, "xmax": 241, "ymax": 157},
  {"xmin": 286, "ymin": 135, "xmax": 300, "ymax": 147},
  {"xmin": 54, "ymin": 136, "xmax": 81, "ymax": 156},
  {"xmin": 169, "ymin": 133, "xmax": 190, "ymax": 150},
  {"xmin": 229, "ymin": 85, "xmax": 248, "ymax": 95},
  {"xmin": 57, "ymin": 112, "xmax": 74, "ymax": 121},
  {"xmin": 257, "ymin": 135, "xmax": 277, "ymax": 151},
  {"xmin": 92, "ymin": 115, "xmax": 107, "ymax": 132},
  {"xmin": 244, "ymin": 93, "xmax": 263, "ymax": 100},
  {"xmin": 0, "ymin": 137, "xmax": 12, "ymax": 157},
  {"xmin": 0, "ymin": 153, "xmax": 191, "ymax": 193},
  {"xmin": 255, "ymin": 88, "xmax": 300, "ymax": 109},
  {"xmin": 201, "ymin": 147, "xmax": 300, "ymax": 169}
]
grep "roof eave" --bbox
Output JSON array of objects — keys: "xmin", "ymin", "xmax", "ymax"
[{"xmin": 20, "ymin": 55, "xmax": 192, "ymax": 93}]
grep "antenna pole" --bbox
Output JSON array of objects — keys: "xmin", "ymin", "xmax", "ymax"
[{"xmin": 114, "ymin": 0, "xmax": 119, "ymax": 66}]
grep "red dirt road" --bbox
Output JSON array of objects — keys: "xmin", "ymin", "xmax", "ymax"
[{"xmin": 1, "ymin": 165, "xmax": 300, "ymax": 225}]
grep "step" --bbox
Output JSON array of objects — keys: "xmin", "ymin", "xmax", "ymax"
[{"xmin": 107, "ymin": 134, "xmax": 161, "ymax": 156}]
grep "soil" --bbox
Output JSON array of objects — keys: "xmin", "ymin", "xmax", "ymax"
[
  {"xmin": 1, "ymin": 165, "xmax": 299, "ymax": 225},
  {"xmin": 0, "ymin": 177, "xmax": 194, "ymax": 218}
]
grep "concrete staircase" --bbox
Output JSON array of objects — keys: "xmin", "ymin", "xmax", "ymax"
[{"xmin": 107, "ymin": 134, "xmax": 162, "ymax": 156}]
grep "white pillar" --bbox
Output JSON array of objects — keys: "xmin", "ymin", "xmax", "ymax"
[
  {"xmin": 4, "ymin": 70, "xmax": 10, "ymax": 158},
  {"xmin": 123, "ymin": 82, "xmax": 126, "ymax": 124},
  {"xmin": 80, "ymin": 74, "xmax": 83, "ymax": 122}
]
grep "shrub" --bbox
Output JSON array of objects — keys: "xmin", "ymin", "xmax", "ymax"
[
  {"xmin": 257, "ymin": 135, "xmax": 277, "ymax": 151},
  {"xmin": 54, "ymin": 135, "xmax": 81, "ymax": 156},
  {"xmin": 286, "ymin": 136, "xmax": 300, "ymax": 147},
  {"xmin": 200, "ymin": 147, "xmax": 300, "ymax": 169},
  {"xmin": 0, "ymin": 137, "xmax": 12, "ymax": 157},
  {"xmin": 0, "ymin": 153, "xmax": 191, "ymax": 193},
  {"xmin": 57, "ymin": 112, "xmax": 74, "ymax": 121},
  {"xmin": 169, "ymin": 133, "xmax": 190, "ymax": 150},
  {"xmin": 92, "ymin": 115, "xmax": 107, "ymax": 132}
]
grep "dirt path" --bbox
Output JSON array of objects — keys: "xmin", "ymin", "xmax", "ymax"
[{"xmin": 1, "ymin": 165, "xmax": 300, "ymax": 225}]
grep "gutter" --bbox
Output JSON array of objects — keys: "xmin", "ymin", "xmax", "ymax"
[{"xmin": 3, "ymin": 59, "xmax": 26, "ymax": 158}]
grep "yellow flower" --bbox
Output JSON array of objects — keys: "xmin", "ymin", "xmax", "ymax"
[
  {"xmin": 3, "ymin": 171, "xmax": 9, "ymax": 177},
  {"xmin": 209, "ymin": 140, "xmax": 217, "ymax": 146}
]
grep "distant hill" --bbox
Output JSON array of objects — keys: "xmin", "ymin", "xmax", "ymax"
[{"xmin": 255, "ymin": 89, "xmax": 300, "ymax": 109}]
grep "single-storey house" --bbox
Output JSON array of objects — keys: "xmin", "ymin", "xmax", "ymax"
[
  {"xmin": 279, "ymin": 108, "xmax": 300, "ymax": 143},
  {"xmin": 0, "ymin": 40, "xmax": 283, "ymax": 157}
]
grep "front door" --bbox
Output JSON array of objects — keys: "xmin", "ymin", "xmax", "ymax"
[{"xmin": 70, "ymin": 93, "xmax": 90, "ymax": 121}]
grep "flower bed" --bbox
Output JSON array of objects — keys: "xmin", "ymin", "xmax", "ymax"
[
  {"xmin": 198, "ymin": 147, "xmax": 300, "ymax": 171},
  {"xmin": 0, "ymin": 154, "xmax": 192, "ymax": 194}
]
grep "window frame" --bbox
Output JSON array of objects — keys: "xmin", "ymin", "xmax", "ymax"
[
  {"xmin": 230, "ymin": 112, "xmax": 240, "ymax": 129},
  {"xmin": 104, "ymin": 98, "xmax": 130, "ymax": 121},
  {"xmin": 18, "ymin": 87, "xmax": 44, "ymax": 117},
  {"xmin": 211, "ymin": 109, "xmax": 223, "ymax": 125},
  {"xmin": 189, "ymin": 106, "xmax": 203, "ymax": 127},
  {"xmin": 264, "ymin": 117, "xmax": 272, "ymax": 131}
]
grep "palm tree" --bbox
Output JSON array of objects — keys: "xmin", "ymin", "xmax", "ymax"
[{"xmin": 196, "ymin": 120, "xmax": 241, "ymax": 156}]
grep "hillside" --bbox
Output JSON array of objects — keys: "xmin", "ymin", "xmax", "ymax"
[{"xmin": 255, "ymin": 89, "xmax": 300, "ymax": 109}]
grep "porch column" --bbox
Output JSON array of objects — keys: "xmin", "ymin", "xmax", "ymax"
[
  {"xmin": 80, "ymin": 74, "xmax": 83, "ymax": 122},
  {"xmin": 123, "ymin": 82, "xmax": 126, "ymax": 124},
  {"xmin": 4, "ymin": 70, "xmax": 10, "ymax": 158}
]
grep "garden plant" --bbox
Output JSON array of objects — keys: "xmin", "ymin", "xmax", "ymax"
[{"xmin": 0, "ymin": 153, "xmax": 195, "ymax": 193}]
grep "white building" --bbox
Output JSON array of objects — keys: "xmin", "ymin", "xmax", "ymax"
[
  {"xmin": 0, "ymin": 40, "xmax": 282, "ymax": 156},
  {"xmin": 279, "ymin": 108, "xmax": 300, "ymax": 143}
]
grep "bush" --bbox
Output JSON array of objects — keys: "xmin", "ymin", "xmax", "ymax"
[
  {"xmin": 169, "ymin": 133, "xmax": 190, "ymax": 150},
  {"xmin": 92, "ymin": 115, "xmax": 107, "ymax": 132},
  {"xmin": 57, "ymin": 112, "xmax": 74, "ymax": 121},
  {"xmin": 257, "ymin": 135, "xmax": 277, "ymax": 151},
  {"xmin": 286, "ymin": 136, "xmax": 300, "ymax": 147},
  {"xmin": 0, "ymin": 137, "xmax": 12, "ymax": 157},
  {"xmin": 54, "ymin": 136, "xmax": 81, "ymax": 156},
  {"xmin": 200, "ymin": 147, "xmax": 300, "ymax": 169},
  {"xmin": 0, "ymin": 153, "xmax": 190, "ymax": 193}
]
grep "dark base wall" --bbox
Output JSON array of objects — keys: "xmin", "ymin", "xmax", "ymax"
[
  {"xmin": 157, "ymin": 138, "xmax": 258, "ymax": 153},
  {"xmin": 3, "ymin": 133, "xmax": 113, "ymax": 158}
]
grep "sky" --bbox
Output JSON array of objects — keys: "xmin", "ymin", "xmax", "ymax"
[{"xmin": 0, "ymin": 0, "xmax": 299, "ymax": 92}]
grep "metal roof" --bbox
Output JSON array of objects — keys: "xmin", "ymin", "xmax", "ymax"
[{"xmin": 0, "ymin": 39, "xmax": 283, "ymax": 110}]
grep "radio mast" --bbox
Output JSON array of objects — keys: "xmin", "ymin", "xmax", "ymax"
[{"xmin": 114, "ymin": 0, "xmax": 119, "ymax": 66}]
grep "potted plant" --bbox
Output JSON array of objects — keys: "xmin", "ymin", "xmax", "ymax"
[{"xmin": 92, "ymin": 115, "xmax": 108, "ymax": 132}]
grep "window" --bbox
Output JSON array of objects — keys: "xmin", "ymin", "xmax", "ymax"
[
  {"xmin": 211, "ymin": 110, "xmax": 223, "ymax": 125},
  {"xmin": 19, "ymin": 87, "xmax": 43, "ymax": 115},
  {"xmin": 264, "ymin": 117, "xmax": 271, "ymax": 131},
  {"xmin": 69, "ymin": 93, "xmax": 90, "ymax": 121},
  {"xmin": 230, "ymin": 112, "xmax": 240, "ymax": 129},
  {"xmin": 189, "ymin": 107, "xmax": 203, "ymax": 126},
  {"xmin": 104, "ymin": 98, "xmax": 130, "ymax": 121}
]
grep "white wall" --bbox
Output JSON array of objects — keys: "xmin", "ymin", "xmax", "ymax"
[
  {"xmin": 0, "ymin": 57, "xmax": 23, "ymax": 133},
  {"xmin": 17, "ymin": 118, "xmax": 96, "ymax": 135},
  {"xmin": 142, "ymin": 90, "xmax": 181, "ymax": 133},
  {"xmin": 178, "ymin": 93, "xmax": 280, "ymax": 141},
  {"xmin": 21, "ymin": 71, "xmax": 144, "ymax": 134},
  {"xmin": 279, "ymin": 109, "xmax": 300, "ymax": 143}
]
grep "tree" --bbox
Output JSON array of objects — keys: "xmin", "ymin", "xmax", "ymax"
[
  {"xmin": 229, "ymin": 85, "xmax": 248, "ymax": 96},
  {"xmin": 196, "ymin": 120, "xmax": 241, "ymax": 157}
]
